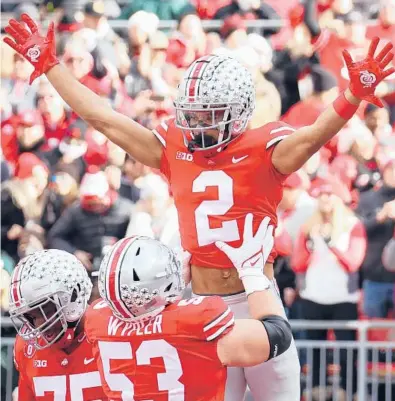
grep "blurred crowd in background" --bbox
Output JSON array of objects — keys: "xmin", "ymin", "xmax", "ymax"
[{"xmin": 1, "ymin": 0, "xmax": 395, "ymax": 395}]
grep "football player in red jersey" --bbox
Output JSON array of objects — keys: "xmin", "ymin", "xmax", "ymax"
[
  {"xmin": 85, "ymin": 215, "xmax": 293, "ymax": 401},
  {"xmin": 8, "ymin": 249, "xmax": 107, "ymax": 401},
  {"xmin": 4, "ymin": 14, "xmax": 394, "ymax": 400}
]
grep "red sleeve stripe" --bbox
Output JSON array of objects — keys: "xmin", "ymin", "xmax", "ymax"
[
  {"xmin": 152, "ymin": 129, "xmax": 166, "ymax": 147},
  {"xmin": 203, "ymin": 307, "xmax": 231, "ymax": 332},
  {"xmin": 206, "ymin": 315, "xmax": 235, "ymax": 342},
  {"xmin": 152, "ymin": 121, "xmax": 169, "ymax": 147},
  {"xmin": 266, "ymin": 135, "xmax": 290, "ymax": 149}
]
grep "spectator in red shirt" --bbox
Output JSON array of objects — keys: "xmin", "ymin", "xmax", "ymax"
[
  {"xmin": 336, "ymin": 122, "xmax": 381, "ymax": 193},
  {"xmin": 62, "ymin": 44, "xmax": 109, "ymax": 96},
  {"xmin": 1, "ymin": 152, "xmax": 64, "ymax": 262},
  {"xmin": 193, "ymin": 0, "xmax": 231, "ymax": 19},
  {"xmin": 303, "ymin": 1, "xmax": 369, "ymax": 92},
  {"xmin": 178, "ymin": 13, "xmax": 207, "ymax": 59},
  {"xmin": 366, "ymin": 0, "xmax": 395, "ymax": 43},
  {"xmin": 214, "ymin": 0, "xmax": 282, "ymax": 38},
  {"xmin": 36, "ymin": 81, "xmax": 73, "ymax": 150},
  {"xmin": 14, "ymin": 110, "xmax": 46, "ymax": 160},
  {"xmin": 282, "ymin": 65, "xmax": 338, "ymax": 127},
  {"xmin": 127, "ymin": 11, "xmax": 159, "ymax": 59},
  {"xmin": 219, "ymin": 14, "xmax": 249, "ymax": 50},
  {"xmin": 1, "ymin": 114, "xmax": 20, "ymax": 167},
  {"xmin": 277, "ymin": 171, "xmax": 317, "ymax": 244},
  {"xmin": 167, "ymin": 13, "xmax": 206, "ymax": 69},
  {"xmin": 364, "ymin": 103, "xmax": 393, "ymax": 140}
]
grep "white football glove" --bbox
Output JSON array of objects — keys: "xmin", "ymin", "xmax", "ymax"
[{"xmin": 215, "ymin": 214, "xmax": 274, "ymax": 295}]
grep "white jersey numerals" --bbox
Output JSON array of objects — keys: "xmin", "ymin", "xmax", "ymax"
[
  {"xmin": 98, "ymin": 340, "xmax": 184, "ymax": 401},
  {"xmin": 193, "ymin": 171, "xmax": 240, "ymax": 246},
  {"xmin": 33, "ymin": 372, "xmax": 101, "ymax": 401},
  {"xmin": 178, "ymin": 296, "xmax": 205, "ymax": 307}
]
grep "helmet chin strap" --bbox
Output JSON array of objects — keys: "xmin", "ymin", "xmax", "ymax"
[
  {"xmin": 54, "ymin": 310, "xmax": 85, "ymax": 349},
  {"xmin": 187, "ymin": 140, "xmax": 197, "ymax": 153}
]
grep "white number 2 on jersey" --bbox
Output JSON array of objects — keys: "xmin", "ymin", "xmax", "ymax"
[
  {"xmin": 98, "ymin": 340, "xmax": 184, "ymax": 401},
  {"xmin": 193, "ymin": 171, "xmax": 240, "ymax": 246}
]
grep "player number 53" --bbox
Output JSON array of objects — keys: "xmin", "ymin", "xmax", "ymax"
[{"xmin": 98, "ymin": 339, "xmax": 184, "ymax": 401}]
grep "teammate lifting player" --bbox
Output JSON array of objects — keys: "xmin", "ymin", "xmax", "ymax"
[{"xmin": 4, "ymin": 13, "xmax": 394, "ymax": 400}]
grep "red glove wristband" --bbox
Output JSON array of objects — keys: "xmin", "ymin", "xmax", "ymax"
[{"xmin": 333, "ymin": 92, "xmax": 359, "ymax": 120}]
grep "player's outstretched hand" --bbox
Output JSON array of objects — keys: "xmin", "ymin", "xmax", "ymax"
[
  {"xmin": 3, "ymin": 14, "xmax": 59, "ymax": 84},
  {"xmin": 343, "ymin": 37, "xmax": 394, "ymax": 107},
  {"xmin": 215, "ymin": 214, "xmax": 274, "ymax": 281}
]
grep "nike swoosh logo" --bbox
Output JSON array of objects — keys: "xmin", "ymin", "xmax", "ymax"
[
  {"xmin": 84, "ymin": 358, "xmax": 95, "ymax": 365},
  {"xmin": 232, "ymin": 155, "xmax": 248, "ymax": 164}
]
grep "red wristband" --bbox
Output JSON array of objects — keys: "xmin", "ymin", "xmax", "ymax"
[{"xmin": 333, "ymin": 92, "xmax": 359, "ymax": 120}]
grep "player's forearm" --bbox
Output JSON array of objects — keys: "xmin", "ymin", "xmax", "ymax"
[
  {"xmin": 46, "ymin": 65, "xmax": 162, "ymax": 167},
  {"xmin": 272, "ymin": 89, "xmax": 361, "ymax": 174},
  {"xmin": 247, "ymin": 289, "xmax": 284, "ymax": 320},
  {"xmin": 46, "ymin": 64, "xmax": 113, "ymax": 125},
  {"xmin": 305, "ymin": 89, "xmax": 361, "ymax": 152}
]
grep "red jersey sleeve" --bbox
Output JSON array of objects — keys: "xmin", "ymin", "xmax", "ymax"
[
  {"xmin": 84, "ymin": 299, "xmax": 109, "ymax": 343},
  {"xmin": 14, "ymin": 337, "xmax": 35, "ymax": 401},
  {"xmin": 178, "ymin": 296, "xmax": 235, "ymax": 342},
  {"xmin": 152, "ymin": 118, "xmax": 175, "ymax": 181},
  {"xmin": 201, "ymin": 297, "xmax": 235, "ymax": 341},
  {"xmin": 260, "ymin": 121, "xmax": 296, "ymax": 180},
  {"xmin": 262, "ymin": 121, "xmax": 296, "ymax": 151}
]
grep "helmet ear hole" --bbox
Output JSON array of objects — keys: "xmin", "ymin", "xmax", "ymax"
[
  {"xmin": 164, "ymin": 283, "xmax": 172, "ymax": 292},
  {"xmin": 70, "ymin": 284, "xmax": 81, "ymax": 302},
  {"xmin": 133, "ymin": 269, "xmax": 140, "ymax": 282},
  {"xmin": 70, "ymin": 290, "xmax": 77, "ymax": 303}
]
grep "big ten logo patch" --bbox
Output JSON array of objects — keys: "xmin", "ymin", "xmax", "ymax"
[
  {"xmin": 176, "ymin": 151, "xmax": 193, "ymax": 162},
  {"xmin": 34, "ymin": 359, "xmax": 48, "ymax": 368}
]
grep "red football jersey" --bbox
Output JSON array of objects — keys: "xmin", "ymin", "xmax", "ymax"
[
  {"xmin": 85, "ymin": 296, "xmax": 235, "ymax": 401},
  {"xmin": 14, "ymin": 334, "xmax": 106, "ymax": 401},
  {"xmin": 152, "ymin": 119, "xmax": 295, "ymax": 268}
]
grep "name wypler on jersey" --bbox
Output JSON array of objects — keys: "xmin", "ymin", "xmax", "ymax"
[{"xmin": 107, "ymin": 315, "xmax": 163, "ymax": 336}]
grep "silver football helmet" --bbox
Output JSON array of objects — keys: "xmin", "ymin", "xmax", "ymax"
[
  {"xmin": 9, "ymin": 249, "xmax": 92, "ymax": 349},
  {"xmin": 98, "ymin": 236, "xmax": 185, "ymax": 321},
  {"xmin": 174, "ymin": 54, "xmax": 255, "ymax": 154}
]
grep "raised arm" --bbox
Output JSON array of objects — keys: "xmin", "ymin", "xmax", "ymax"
[
  {"xmin": 46, "ymin": 65, "xmax": 162, "ymax": 167},
  {"xmin": 272, "ymin": 37, "xmax": 394, "ymax": 175},
  {"xmin": 215, "ymin": 215, "xmax": 293, "ymax": 367},
  {"xmin": 3, "ymin": 14, "xmax": 162, "ymax": 168}
]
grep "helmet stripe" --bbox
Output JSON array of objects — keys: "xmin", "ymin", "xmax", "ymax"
[
  {"xmin": 186, "ymin": 55, "xmax": 217, "ymax": 98},
  {"xmin": 106, "ymin": 237, "xmax": 136, "ymax": 319},
  {"xmin": 10, "ymin": 261, "xmax": 25, "ymax": 306},
  {"xmin": 185, "ymin": 61, "xmax": 200, "ymax": 98},
  {"xmin": 188, "ymin": 62, "xmax": 205, "ymax": 98}
]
